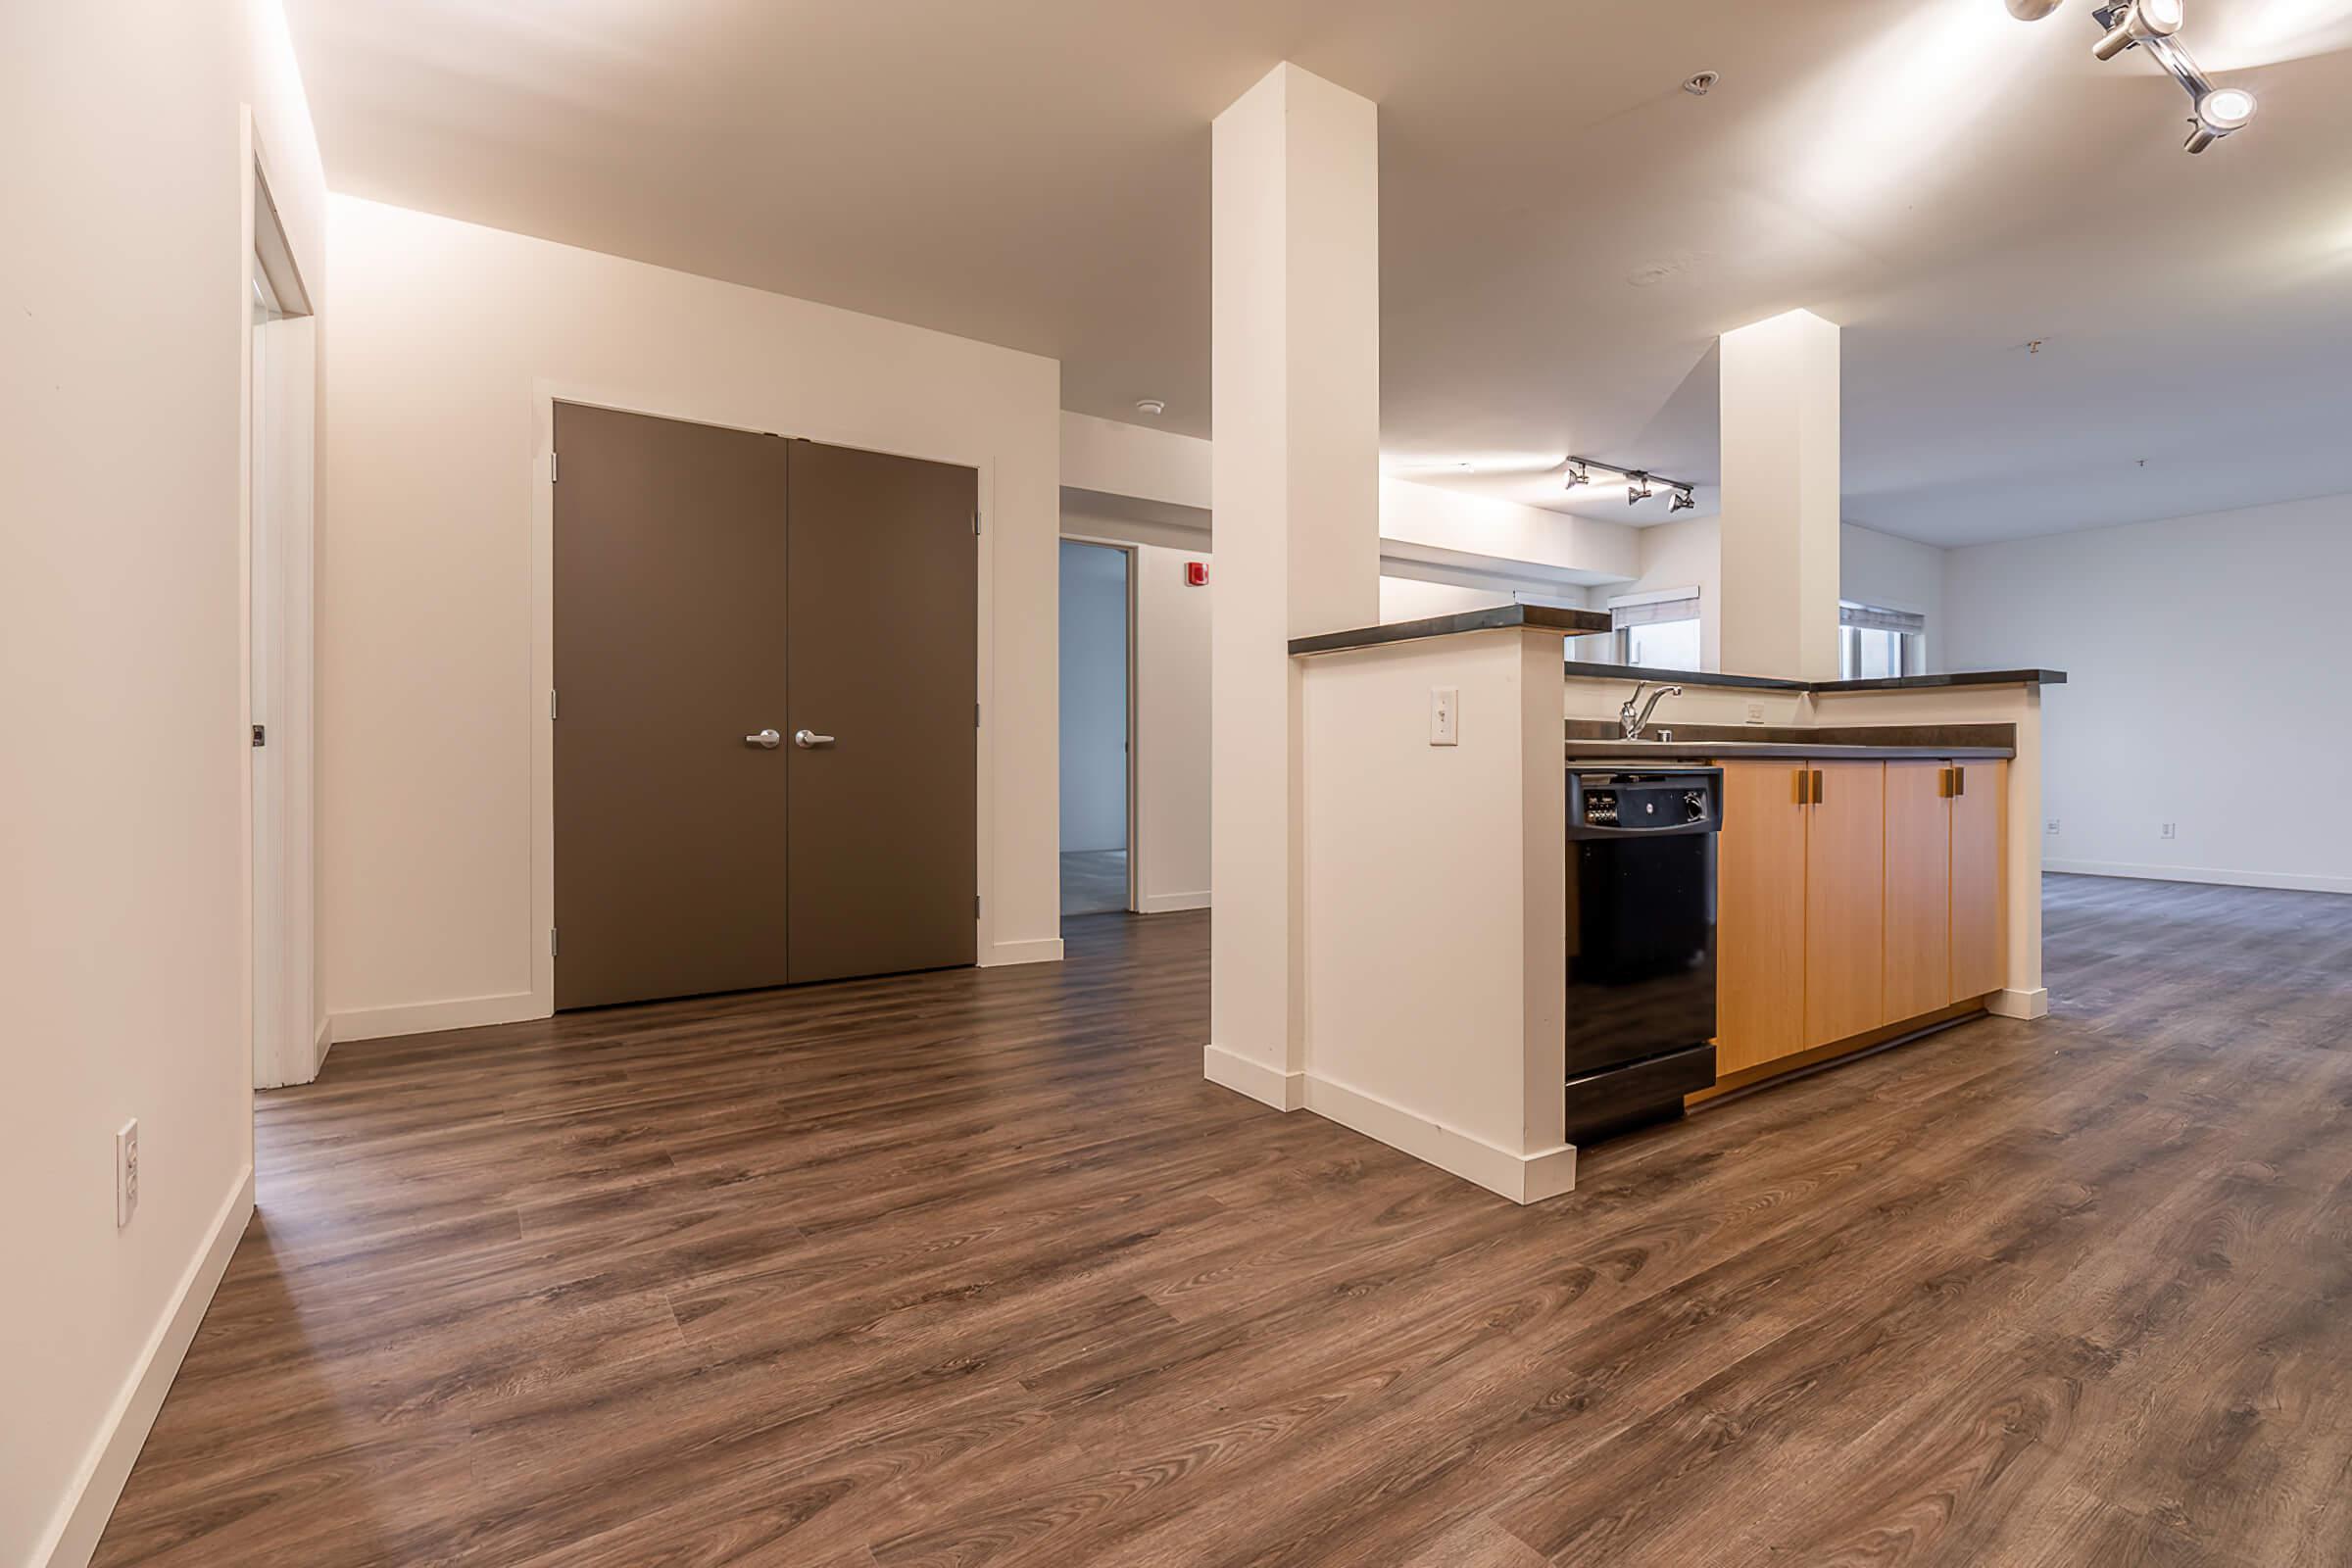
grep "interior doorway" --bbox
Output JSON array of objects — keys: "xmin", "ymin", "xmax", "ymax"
[
  {"xmin": 1059, "ymin": 539, "xmax": 1135, "ymax": 917},
  {"xmin": 249, "ymin": 159, "xmax": 318, "ymax": 1090}
]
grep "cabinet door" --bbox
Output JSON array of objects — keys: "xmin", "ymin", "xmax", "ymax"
[
  {"xmin": 1805, "ymin": 761, "xmax": 1886, "ymax": 1049},
  {"xmin": 1949, "ymin": 760, "xmax": 2009, "ymax": 1001},
  {"xmin": 1883, "ymin": 761, "xmax": 1953, "ymax": 1023},
  {"xmin": 1715, "ymin": 762, "xmax": 1810, "ymax": 1075}
]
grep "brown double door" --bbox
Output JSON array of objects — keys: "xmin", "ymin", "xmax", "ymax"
[{"xmin": 553, "ymin": 404, "xmax": 976, "ymax": 1009}]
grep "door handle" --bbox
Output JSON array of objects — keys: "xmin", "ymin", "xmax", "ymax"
[
  {"xmin": 746, "ymin": 728, "xmax": 782, "ymax": 749},
  {"xmin": 793, "ymin": 728, "xmax": 835, "ymax": 749}
]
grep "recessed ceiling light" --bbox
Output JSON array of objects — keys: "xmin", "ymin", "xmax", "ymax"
[
  {"xmin": 1682, "ymin": 71, "xmax": 1720, "ymax": 96},
  {"xmin": 1134, "ymin": 398, "xmax": 1166, "ymax": 416},
  {"xmin": 1626, "ymin": 258, "xmax": 1684, "ymax": 288}
]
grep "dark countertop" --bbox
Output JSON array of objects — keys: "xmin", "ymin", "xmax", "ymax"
[
  {"xmin": 1287, "ymin": 612, "xmax": 2065, "ymax": 693},
  {"xmin": 1560, "ymin": 659, "xmax": 2066, "ymax": 693},
  {"xmin": 1563, "ymin": 740, "xmax": 2016, "ymax": 762},
  {"xmin": 1288, "ymin": 603, "xmax": 1613, "ymax": 656}
]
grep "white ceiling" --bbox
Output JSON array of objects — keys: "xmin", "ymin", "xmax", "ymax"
[{"xmin": 286, "ymin": 0, "xmax": 2352, "ymax": 548}]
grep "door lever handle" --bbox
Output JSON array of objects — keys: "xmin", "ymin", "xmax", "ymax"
[
  {"xmin": 746, "ymin": 728, "xmax": 782, "ymax": 749},
  {"xmin": 793, "ymin": 728, "xmax": 835, "ymax": 749}
]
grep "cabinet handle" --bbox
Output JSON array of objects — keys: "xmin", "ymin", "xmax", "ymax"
[
  {"xmin": 1939, "ymin": 765, "xmax": 1953, "ymax": 798},
  {"xmin": 1794, "ymin": 767, "xmax": 1809, "ymax": 806},
  {"xmin": 1812, "ymin": 768, "xmax": 1825, "ymax": 805},
  {"xmin": 1954, "ymin": 764, "xmax": 1967, "ymax": 797}
]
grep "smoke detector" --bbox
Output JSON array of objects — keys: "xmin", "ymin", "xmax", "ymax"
[{"xmin": 1683, "ymin": 71, "xmax": 1720, "ymax": 96}]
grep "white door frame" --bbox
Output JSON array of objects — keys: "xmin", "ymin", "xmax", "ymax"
[
  {"xmin": 1058, "ymin": 534, "xmax": 1141, "ymax": 913},
  {"xmin": 245, "ymin": 122, "xmax": 319, "ymax": 1091}
]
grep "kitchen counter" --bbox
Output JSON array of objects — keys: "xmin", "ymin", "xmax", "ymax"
[{"xmin": 1564, "ymin": 740, "xmax": 2015, "ymax": 761}]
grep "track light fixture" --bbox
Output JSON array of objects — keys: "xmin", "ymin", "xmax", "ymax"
[
  {"xmin": 2093, "ymin": 0, "xmax": 2181, "ymax": 61},
  {"xmin": 2019, "ymin": 1, "xmax": 2257, "ymax": 154},
  {"xmin": 1562, "ymin": 457, "xmax": 1695, "ymax": 514}
]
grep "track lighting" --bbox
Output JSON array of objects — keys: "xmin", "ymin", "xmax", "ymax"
[
  {"xmin": 2185, "ymin": 83, "xmax": 2257, "ymax": 151},
  {"xmin": 2093, "ymin": 0, "xmax": 2181, "ymax": 62},
  {"xmin": 1562, "ymin": 457, "xmax": 1695, "ymax": 514},
  {"xmin": 2018, "ymin": 1, "xmax": 2257, "ymax": 154}
]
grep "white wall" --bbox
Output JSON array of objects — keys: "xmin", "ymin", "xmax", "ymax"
[
  {"xmin": 1, "ymin": 2, "xmax": 325, "ymax": 1562},
  {"xmin": 1133, "ymin": 544, "xmax": 1214, "ymax": 912},
  {"xmin": 1378, "ymin": 576, "xmax": 1515, "ymax": 621},
  {"xmin": 1059, "ymin": 541, "xmax": 1129, "ymax": 855},
  {"xmin": 1379, "ymin": 476, "xmax": 1638, "ymax": 582},
  {"xmin": 318, "ymin": 197, "xmax": 1064, "ymax": 1040},
  {"xmin": 1944, "ymin": 492, "xmax": 2352, "ymax": 895}
]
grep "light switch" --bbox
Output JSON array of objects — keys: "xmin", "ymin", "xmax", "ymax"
[{"xmin": 1430, "ymin": 687, "xmax": 1458, "ymax": 746}]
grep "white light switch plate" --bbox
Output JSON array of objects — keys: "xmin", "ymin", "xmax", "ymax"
[
  {"xmin": 1745, "ymin": 702, "xmax": 1765, "ymax": 724},
  {"xmin": 1430, "ymin": 686, "xmax": 1458, "ymax": 746}
]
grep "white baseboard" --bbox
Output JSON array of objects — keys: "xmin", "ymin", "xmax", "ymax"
[
  {"xmin": 1136, "ymin": 890, "xmax": 1209, "ymax": 914},
  {"xmin": 981, "ymin": 938, "xmax": 1064, "ymax": 968},
  {"xmin": 329, "ymin": 990, "xmax": 542, "ymax": 1044},
  {"xmin": 314, "ymin": 1015, "xmax": 334, "ymax": 1075},
  {"xmin": 2046, "ymin": 858, "xmax": 2352, "ymax": 897},
  {"xmin": 1301, "ymin": 1071, "xmax": 1577, "ymax": 1205},
  {"xmin": 1202, "ymin": 1042, "xmax": 1306, "ymax": 1111},
  {"xmin": 1989, "ymin": 987, "xmax": 2049, "ymax": 1020},
  {"xmin": 35, "ymin": 1166, "xmax": 253, "ymax": 1568}
]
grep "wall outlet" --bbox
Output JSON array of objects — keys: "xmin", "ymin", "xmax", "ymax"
[
  {"xmin": 1745, "ymin": 702, "xmax": 1766, "ymax": 724},
  {"xmin": 1430, "ymin": 686, "xmax": 1458, "ymax": 747},
  {"xmin": 116, "ymin": 1119, "xmax": 139, "ymax": 1228},
  {"xmin": 2161, "ymin": 821, "xmax": 2178, "ymax": 840},
  {"xmin": 2046, "ymin": 818, "xmax": 2061, "ymax": 836}
]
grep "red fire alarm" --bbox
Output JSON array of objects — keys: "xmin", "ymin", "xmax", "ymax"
[{"xmin": 1186, "ymin": 561, "xmax": 1208, "ymax": 587}]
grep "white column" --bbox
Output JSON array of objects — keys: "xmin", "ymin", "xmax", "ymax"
[
  {"xmin": 1719, "ymin": 308, "xmax": 1841, "ymax": 682},
  {"xmin": 1203, "ymin": 63, "xmax": 1381, "ymax": 1109}
]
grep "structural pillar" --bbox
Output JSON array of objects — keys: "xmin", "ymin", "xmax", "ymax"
[
  {"xmin": 1203, "ymin": 62, "xmax": 1381, "ymax": 1108},
  {"xmin": 1718, "ymin": 308, "xmax": 1841, "ymax": 681}
]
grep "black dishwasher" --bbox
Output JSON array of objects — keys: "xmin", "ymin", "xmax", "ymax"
[{"xmin": 1563, "ymin": 767, "xmax": 1722, "ymax": 1145}]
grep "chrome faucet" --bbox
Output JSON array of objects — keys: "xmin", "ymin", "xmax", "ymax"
[{"xmin": 1621, "ymin": 681, "xmax": 1683, "ymax": 740}]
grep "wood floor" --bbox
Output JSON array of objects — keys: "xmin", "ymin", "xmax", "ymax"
[{"xmin": 97, "ymin": 875, "xmax": 2352, "ymax": 1567}]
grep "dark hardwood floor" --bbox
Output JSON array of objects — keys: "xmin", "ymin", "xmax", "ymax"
[{"xmin": 97, "ymin": 875, "xmax": 2352, "ymax": 1567}]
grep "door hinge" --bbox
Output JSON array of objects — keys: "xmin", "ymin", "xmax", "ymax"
[
  {"xmin": 251, "ymin": 723, "xmax": 266, "ymax": 748},
  {"xmin": 550, "ymin": 928, "xmax": 560, "ymax": 958},
  {"xmin": 975, "ymin": 702, "xmax": 982, "ymax": 728},
  {"xmin": 972, "ymin": 509, "xmax": 981, "ymax": 536},
  {"xmin": 974, "ymin": 895, "xmax": 982, "ymax": 919},
  {"xmin": 550, "ymin": 450, "xmax": 560, "ymax": 483},
  {"xmin": 549, "ymin": 688, "xmax": 559, "ymax": 721}
]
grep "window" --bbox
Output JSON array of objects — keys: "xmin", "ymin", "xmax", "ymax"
[
  {"xmin": 1602, "ymin": 588, "xmax": 1701, "ymax": 670},
  {"xmin": 1839, "ymin": 601, "xmax": 1927, "ymax": 680}
]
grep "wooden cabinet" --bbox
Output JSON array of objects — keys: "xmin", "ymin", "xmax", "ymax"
[
  {"xmin": 1883, "ymin": 761, "xmax": 1954, "ymax": 1023},
  {"xmin": 1803, "ymin": 761, "xmax": 1886, "ymax": 1050},
  {"xmin": 1949, "ymin": 760, "xmax": 2009, "ymax": 1001},
  {"xmin": 1716, "ymin": 763, "xmax": 1808, "ymax": 1076},
  {"xmin": 1713, "ymin": 754, "xmax": 2008, "ymax": 1087}
]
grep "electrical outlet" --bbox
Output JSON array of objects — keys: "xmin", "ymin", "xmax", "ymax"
[
  {"xmin": 1745, "ymin": 702, "xmax": 1766, "ymax": 724},
  {"xmin": 116, "ymin": 1119, "xmax": 139, "ymax": 1228},
  {"xmin": 2161, "ymin": 821, "xmax": 2178, "ymax": 840},
  {"xmin": 1430, "ymin": 686, "xmax": 1458, "ymax": 747},
  {"xmin": 2046, "ymin": 818, "xmax": 2061, "ymax": 836}
]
